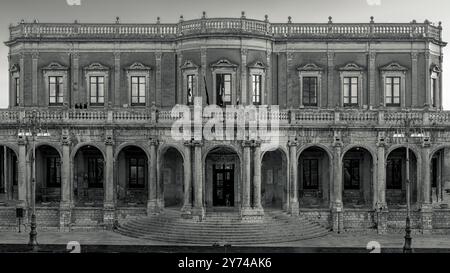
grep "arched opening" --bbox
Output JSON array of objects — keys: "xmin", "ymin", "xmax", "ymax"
[
  {"xmin": 205, "ymin": 146, "xmax": 240, "ymax": 209},
  {"xmin": 386, "ymin": 147, "xmax": 418, "ymax": 207},
  {"xmin": 73, "ymin": 145, "xmax": 104, "ymax": 207},
  {"xmin": 342, "ymin": 147, "xmax": 374, "ymax": 208},
  {"xmin": 160, "ymin": 147, "xmax": 184, "ymax": 208},
  {"xmin": 298, "ymin": 146, "xmax": 331, "ymax": 208},
  {"xmin": 116, "ymin": 146, "xmax": 148, "ymax": 207},
  {"xmin": 0, "ymin": 146, "xmax": 18, "ymax": 203},
  {"xmin": 32, "ymin": 145, "xmax": 61, "ymax": 205},
  {"xmin": 430, "ymin": 147, "xmax": 450, "ymax": 205},
  {"xmin": 261, "ymin": 149, "xmax": 288, "ymax": 210}
]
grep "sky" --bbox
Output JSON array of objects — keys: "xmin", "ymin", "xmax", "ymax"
[{"xmin": 0, "ymin": 0, "xmax": 449, "ymax": 108}]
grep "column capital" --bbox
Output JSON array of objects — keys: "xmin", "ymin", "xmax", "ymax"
[
  {"xmin": 424, "ymin": 50, "xmax": 431, "ymax": 59},
  {"xmin": 31, "ymin": 50, "xmax": 39, "ymax": 59},
  {"xmin": 192, "ymin": 140, "xmax": 203, "ymax": 147},
  {"xmin": 368, "ymin": 51, "xmax": 376, "ymax": 60},
  {"xmin": 155, "ymin": 51, "xmax": 162, "ymax": 60},
  {"xmin": 104, "ymin": 130, "xmax": 114, "ymax": 146},
  {"xmin": 411, "ymin": 51, "xmax": 419, "ymax": 60},
  {"xmin": 242, "ymin": 140, "xmax": 253, "ymax": 147},
  {"xmin": 17, "ymin": 134, "xmax": 27, "ymax": 145},
  {"xmin": 252, "ymin": 139, "xmax": 262, "ymax": 148},
  {"xmin": 241, "ymin": 47, "xmax": 248, "ymax": 56},
  {"xmin": 287, "ymin": 140, "xmax": 298, "ymax": 147},
  {"xmin": 327, "ymin": 51, "xmax": 335, "ymax": 60},
  {"xmin": 422, "ymin": 136, "xmax": 431, "ymax": 148},
  {"xmin": 113, "ymin": 51, "xmax": 121, "ymax": 60},
  {"xmin": 61, "ymin": 131, "xmax": 71, "ymax": 146},
  {"xmin": 200, "ymin": 47, "xmax": 207, "ymax": 56},
  {"xmin": 149, "ymin": 138, "xmax": 159, "ymax": 146}
]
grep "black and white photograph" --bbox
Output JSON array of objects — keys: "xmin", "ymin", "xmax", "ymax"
[{"xmin": 0, "ymin": 0, "xmax": 449, "ymax": 268}]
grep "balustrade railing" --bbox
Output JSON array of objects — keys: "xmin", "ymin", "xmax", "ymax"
[{"xmin": 9, "ymin": 17, "xmax": 442, "ymax": 41}]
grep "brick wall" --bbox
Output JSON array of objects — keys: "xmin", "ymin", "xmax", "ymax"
[
  {"xmin": 71, "ymin": 207, "xmax": 103, "ymax": 229},
  {"xmin": 343, "ymin": 209, "xmax": 376, "ymax": 231},
  {"xmin": 300, "ymin": 209, "xmax": 331, "ymax": 228}
]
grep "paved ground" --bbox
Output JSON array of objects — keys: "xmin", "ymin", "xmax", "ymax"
[{"xmin": 1, "ymin": 230, "xmax": 450, "ymax": 252}]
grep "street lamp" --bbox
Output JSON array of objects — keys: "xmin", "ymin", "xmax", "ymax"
[
  {"xmin": 393, "ymin": 113, "xmax": 424, "ymax": 254},
  {"xmin": 18, "ymin": 109, "xmax": 51, "ymax": 251}
]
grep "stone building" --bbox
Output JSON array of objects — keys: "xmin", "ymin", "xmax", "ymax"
[{"xmin": 0, "ymin": 13, "xmax": 449, "ymax": 236}]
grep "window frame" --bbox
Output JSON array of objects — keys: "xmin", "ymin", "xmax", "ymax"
[
  {"xmin": 298, "ymin": 63, "xmax": 323, "ymax": 108},
  {"xmin": 43, "ymin": 63, "xmax": 68, "ymax": 107},
  {"xmin": 84, "ymin": 63, "xmax": 109, "ymax": 108},
  {"xmin": 251, "ymin": 74, "xmax": 262, "ymax": 105},
  {"xmin": 46, "ymin": 156, "xmax": 61, "ymax": 188},
  {"xmin": 343, "ymin": 158, "xmax": 360, "ymax": 190},
  {"xmin": 339, "ymin": 63, "xmax": 364, "ymax": 108},
  {"xmin": 431, "ymin": 71, "xmax": 439, "ymax": 108},
  {"xmin": 342, "ymin": 76, "xmax": 360, "ymax": 107},
  {"xmin": 248, "ymin": 61, "xmax": 266, "ymax": 106},
  {"xmin": 302, "ymin": 158, "xmax": 319, "ymax": 190},
  {"xmin": 380, "ymin": 62, "xmax": 407, "ymax": 109},
  {"xmin": 89, "ymin": 75, "xmax": 106, "ymax": 106},
  {"xmin": 384, "ymin": 76, "xmax": 401, "ymax": 107},
  {"xmin": 211, "ymin": 59, "xmax": 238, "ymax": 106},
  {"xmin": 130, "ymin": 75, "xmax": 147, "ymax": 106},
  {"xmin": 125, "ymin": 62, "xmax": 151, "ymax": 107},
  {"xmin": 14, "ymin": 76, "xmax": 20, "ymax": 107},
  {"xmin": 181, "ymin": 60, "xmax": 199, "ymax": 106},
  {"xmin": 48, "ymin": 75, "xmax": 65, "ymax": 106},
  {"xmin": 10, "ymin": 64, "xmax": 20, "ymax": 107},
  {"xmin": 127, "ymin": 156, "xmax": 147, "ymax": 189}
]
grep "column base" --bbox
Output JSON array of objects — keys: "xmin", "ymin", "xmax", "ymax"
[
  {"xmin": 59, "ymin": 202, "xmax": 72, "ymax": 232},
  {"xmin": 421, "ymin": 203, "xmax": 433, "ymax": 234},
  {"xmin": 289, "ymin": 201, "xmax": 299, "ymax": 216},
  {"xmin": 331, "ymin": 202, "xmax": 344, "ymax": 233},
  {"xmin": 192, "ymin": 206, "xmax": 205, "ymax": 222},
  {"xmin": 147, "ymin": 200, "xmax": 161, "ymax": 215},
  {"xmin": 103, "ymin": 203, "xmax": 115, "ymax": 230},
  {"xmin": 240, "ymin": 207, "xmax": 264, "ymax": 223},
  {"xmin": 181, "ymin": 205, "xmax": 193, "ymax": 219},
  {"xmin": 375, "ymin": 205, "xmax": 389, "ymax": 235}
]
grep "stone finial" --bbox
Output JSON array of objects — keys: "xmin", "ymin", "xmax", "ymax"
[
  {"xmin": 438, "ymin": 21, "xmax": 442, "ymax": 29},
  {"xmin": 241, "ymin": 11, "xmax": 246, "ymax": 19},
  {"xmin": 20, "ymin": 19, "xmax": 25, "ymax": 24},
  {"xmin": 288, "ymin": 16, "xmax": 292, "ymax": 23},
  {"xmin": 328, "ymin": 16, "xmax": 333, "ymax": 24},
  {"xmin": 424, "ymin": 19, "xmax": 430, "ymax": 24},
  {"xmin": 179, "ymin": 15, "xmax": 184, "ymax": 23},
  {"xmin": 202, "ymin": 11, "xmax": 206, "ymax": 19},
  {"xmin": 412, "ymin": 19, "xmax": 417, "ymax": 24},
  {"xmin": 370, "ymin": 16, "xmax": 374, "ymax": 23},
  {"xmin": 264, "ymin": 14, "xmax": 269, "ymax": 22},
  {"xmin": 115, "ymin": 16, "xmax": 120, "ymax": 24},
  {"xmin": 74, "ymin": 19, "xmax": 78, "ymax": 24},
  {"xmin": 157, "ymin": 17, "xmax": 160, "ymax": 24},
  {"xmin": 33, "ymin": 19, "xmax": 39, "ymax": 24}
]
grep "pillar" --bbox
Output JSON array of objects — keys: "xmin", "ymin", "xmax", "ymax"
[
  {"xmin": 71, "ymin": 51, "xmax": 80, "ymax": 107},
  {"xmin": 368, "ymin": 52, "xmax": 376, "ymax": 108},
  {"xmin": 192, "ymin": 140, "xmax": 205, "ymax": 220},
  {"xmin": 421, "ymin": 143, "xmax": 433, "ymax": 233},
  {"xmin": 332, "ymin": 139, "xmax": 343, "ymax": 233},
  {"xmin": 376, "ymin": 140, "xmax": 388, "ymax": 234},
  {"xmin": 19, "ymin": 53, "xmax": 25, "ymax": 107},
  {"xmin": 17, "ymin": 136, "xmax": 27, "ymax": 207},
  {"xmin": 103, "ymin": 131, "xmax": 115, "ymax": 228},
  {"xmin": 241, "ymin": 48, "xmax": 248, "ymax": 105},
  {"xmin": 425, "ymin": 50, "xmax": 431, "ymax": 108},
  {"xmin": 200, "ymin": 47, "xmax": 207, "ymax": 103},
  {"xmin": 411, "ymin": 52, "xmax": 418, "ymax": 107},
  {"xmin": 113, "ymin": 52, "xmax": 121, "ymax": 107},
  {"xmin": 242, "ymin": 140, "xmax": 252, "ymax": 210},
  {"xmin": 31, "ymin": 51, "xmax": 39, "ymax": 106},
  {"xmin": 147, "ymin": 139, "xmax": 159, "ymax": 214},
  {"xmin": 253, "ymin": 140, "xmax": 263, "ymax": 213},
  {"xmin": 155, "ymin": 52, "xmax": 162, "ymax": 107},
  {"xmin": 177, "ymin": 52, "xmax": 183, "ymax": 104},
  {"xmin": 181, "ymin": 141, "xmax": 192, "ymax": 218},
  {"xmin": 266, "ymin": 50, "xmax": 272, "ymax": 105},
  {"xmin": 327, "ymin": 51, "xmax": 334, "ymax": 108},
  {"xmin": 286, "ymin": 51, "xmax": 294, "ymax": 108},
  {"xmin": 59, "ymin": 131, "xmax": 71, "ymax": 231},
  {"xmin": 289, "ymin": 140, "xmax": 299, "ymax": 215}
]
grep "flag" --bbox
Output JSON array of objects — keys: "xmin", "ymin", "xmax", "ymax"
[{"xmin": 204, "ymin": 76, "xmax": 210, "ymax": 105}]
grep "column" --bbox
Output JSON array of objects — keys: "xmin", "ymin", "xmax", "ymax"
[
  {"xmin": 19, "ymin": 53, "xmax": 25, "ymax": 107},
  {"xmin": 286, "ymin": 51, "xmax": 294, "ymax": 108},
  {"xmin": 332, "ymin": 138, "xmax": 343, "ymax": 233},
  {"xmin": 266, "ymin": 50, "xmax": 272, "ymax": 105},
  {"xmin": 376, "ymin": 140, "xmax": 388, "ymax": 234},
  {"xmin": 200, "ymin": 47, "xmax": 207, "ymax": 102},
  {"xmin": 424, "ymin": 50, "xmax": 431, "ymax": 107},
  {"xmin": 327, "ymin": 51, "xmax": 334, "ymax": 108},
  {"xmin": 411, "ymin": 52, "xmax": 418, "ymax": 107},
  {"xmin": 253, "ymin": 140, "xmax": 263, "ymax": 212},
  {"xmin": 241, "ymin": 48, "xmax": 248, "ymax": 105},
  {"xmin": 181, "ymin": 141, "xmax": 192, "ymax": 217},
  {"xmin": 59, "ymin": 131, "xmax": 71, "ymax": 231},
  {"xmin": 288, "ymin": 140, "xmax": 299, "ymax": 215},
  {"xmin": 242, "ymin": 140, "xmax": 252, "ymax": 210},
  {"xmin": 368, "ymin": 52, "xmax": 376, "ymax": 108},
  {"xmin": 177, "ymin": 52, "xmax": 183, "ymax": 104},
  {"xmin": 17, "ymin": 136, "xmax": 27, "ymax": 206},
  {"xmin": 421, "ymin": 143, "xmax": 433, "ymax": 233},
  {"xmin": 32, "ymin": 51, "xmax": 39, "ymax": 106},
  {"xmin": 71, "ymin": 51, "xmax": 80, "ymax": 107},
  {"xmin": 113, "ymin": 52, "xmax": 121, "ymax": 107},
  {"xmin": 155, "ymin": 52, "xmax": 162, "ymax": 107},
  {"xmin": 147, "ymin": 139, "xmax": 159, "ymax": 214},
  {"xmin": 437, "ymin": 153, "xmax": 442, "ymax": 202},
  {"xmin": 103, "ymin": 130, "xmax": 115, "ymax": 228},
  {"xmin": 192, "ymin": 140, "xmax": 205, "ymax": 219}
]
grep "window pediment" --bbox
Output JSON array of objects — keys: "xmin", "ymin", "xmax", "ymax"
[
  {"xmin": 210, "ymin": 59, "xmax": 238, "ymax": 70},
  {"xmin": 297, "ymin": 63, "xmax": 323, "ymax": 72},
  {"xmin": 380, "ymin": 62, "xmax": 408, "ymax": 72},
  {"xmin": 248, "ymin": 61, "xmax": 266, "ymax": 69},
  {"xmin": 9, "ymin": 64, "xmax": 20, "ymax": 73},
  {"xmin": 339, "ymin": 62, "xmax": 364, "ymax": 71},
  {"xmin": 42, "ymin": 62, "xmax": 68, "ymax": 71},
  {"xmin": 125, "ymin": 62, "xmax": 152, "ymax": 72},
  {"xmin": 84, "ymin": 62, "xmax": 109, "ymax": 71},
  {"xmin": 180, "ymin": 60, "xmax": 199, "ymax": 70}
]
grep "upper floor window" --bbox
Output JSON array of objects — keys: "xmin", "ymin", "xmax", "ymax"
[
  {"xmin": 211, "ymin": 59, "xmax": 238, "ymax": 106},
  {"xmin": 252, "ymin": 74, "xmax": 262, "ymax": 105},
  {"xmin": 430, "ymin": 65, "xmax": 441, "ymax": 108},
  {"xmin": 14, "ymin": 77, "xmax": 20, "ymax": 107},
  {"xmin": 125, "ymin": 62, "xmax": 151, "ymax": 107},
  {"xmin": 131, "ymin": 76, "xmax": 146, "ymax": 106},
  {"xmin": 339, "ymin": 63, "xmax": 364, "ymax": 108},
  {"xmin": 42, "ymin": 62, "xmax": 68, "ymax": 107},
  {"xmin": 128, "ymin": 157, "xmax": 146, "ymax": 189},
  {"xmin": 49, "ymin": 76, "xmax": 64, "ymax": 105},
  {"xmin": 298, "ymin": 63, "xmax": 323, "ymax": 108},
  {"xmin": 187, "ymin": 74, "xmax": 195, "ymax": 105},
  {"xmin": 10, "ymin": 64, "xmax": 20, "ymax": 107},
  {"xmin": 380, "ymin": 62, "xmax": 407, "ymax": 108},
  {"xmin": 385, "ymin": 77, "xmax": 401, "ymax": 107},
  {"xmin": 180, "ymin": 60, "xmax": 199, "ymax": 106},
  {"xmin": 343, "ymin": 77, "xmax": 359, "ymax": 107},
  {"xmin": 90, "ymin": 76, "xmax": 105, "ymax": 106},
  {"xmin": 84, "ymin": 62, "xmax": 110, "ymax": 107}
]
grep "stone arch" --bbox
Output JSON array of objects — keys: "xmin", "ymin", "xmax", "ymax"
[
  {"xmin": 297, "ymin": 143, "xmax": 334, "ymax": 161},
  {"xmin": 341, "ymin": 144, "xmax": 377, "ymax": 162},
  {"xmin": 261, "ymin": 143, "xmax": 289, "ymax": 162},
  {"xmin": 114, "ymin": 142, "xmax": 150, "ymax": 162},
  {"xmin": 261, "ymin": 147, "xmax": 289, "ymax": 210},
  {"xmin": 0, "ymin": 143, "xmax": 19, "ymax": 157},
  {"xmin": 158, "ymin": 144, "xmax": 185, "ymax": 208},
  {"xmin": 202, "ymin": 142, "xmax": 243, "ymax": 164},
  {"xmin": 158, "ymin": 143, "xmax": 185, "ymax": 162},
  {"xmin": 27, "ymin": 142, "xmax": 62, "ymax": 160},
  {"xmin": 71, "ymin": 142, "xmax": 106, "ymax": 161}
]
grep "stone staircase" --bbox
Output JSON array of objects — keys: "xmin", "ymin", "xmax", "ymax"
[{"xmin": 115, "ymin": 208, "xmax": 330, "ymax": 245}]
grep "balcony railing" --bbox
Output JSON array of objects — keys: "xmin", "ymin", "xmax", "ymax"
[
  {"xmin": 0, "ymin": 107, "xmax": 447, "ymax": 128},
  {"xmin": 8, "ymin": 17, "xmax": 443, "ymax": 42}
]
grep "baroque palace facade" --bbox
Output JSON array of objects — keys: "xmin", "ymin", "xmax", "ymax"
[{"xmin": 0, "ymin": 12, "xmax": 449, "ymax": 235}]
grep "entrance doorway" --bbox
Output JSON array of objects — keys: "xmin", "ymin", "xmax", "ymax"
[{"xmin": 213, "ymin": 164, "xmax": 234, "ymax": 207}]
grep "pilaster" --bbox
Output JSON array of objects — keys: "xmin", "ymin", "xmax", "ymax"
[
  {"xmin": 368, "ymin": 51, "xmax": 376, "ymax": 108},
  {"xmin": 114, "ymin": 51, "xmax": 121, "ymax": 107},
  {"xmin": 252, "ymin": 140, "xmax": 264, "ymax": 216},
  {"xmin": 155, "ymin": 51, "xmax": 162, "ymax": 107},
  {"xmin": 241, "ymin": 48, "xmax": 248, "ymax": 105},
  {"xmin": 421, "ymin": 139, "xmax": 433, "ymax": 233},
  {"xmin": 327, "ymin": 51, "xmax": 334, "ymax": 108},
  {"xmin": 411, "ymin": 52, "xmax": 418, "ymax": 107},
  {"xmin": 192, "ymin": 140, "xmax": 205, "ymax": 220},
  {"xmin": 376, "ymin": 133, "xmax": 388, "ymax": 234},
  {"xmin": 181, "ymin": 140, "xmax": 193, "ymax": 218},
  {"xmin": 266, "ymin": 50, "xmax": 272, "ymax": 105},
  {"xmin": 31, "ymin": 51, "xmax": 39, "ymax": 106},
  {"xmin": 332, "ymin": 132, "xmax": 343, "ymax": 233}
]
